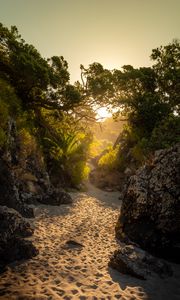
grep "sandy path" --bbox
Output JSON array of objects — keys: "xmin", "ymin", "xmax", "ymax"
[{"xmin": 0, "ymin": 182, "xmax": 180, "ymax": 300}]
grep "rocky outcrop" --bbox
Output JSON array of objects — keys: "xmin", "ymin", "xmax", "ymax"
[
  {"xmin": 0, "ymin": 159, "xmax": 34, "ymax": 218},
  {"xmin": 0, "ymin": 118, "xmax": 72, "ymax": 272},
  {"xmin": 0, "ymin": 118, "xmax": 72, "ymax": 215},
  {"xmin": 109, "ymin": 244, "xmax": 172, "ymax": 280},
  {"xmin": 0, "ymin": 119, "xmax": 37, "ymax": 217},
  {"xmin": 38, "ymin": 188, "xmax": 72, "ymax": 205},
  {"xmin": 0, "ymin": 206, "xmax": 38, "ymax": 272},
  {"xmin": 116, "ymin": 144, "xmax": 180, "ymax": 262}
]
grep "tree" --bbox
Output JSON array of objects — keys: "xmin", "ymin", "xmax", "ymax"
[
  {"xmin": 81, "ymin": 41, "xmax": 180, "ymax": 139},
  {"xmin": 0, "ymin": 23, "xmax": 95, "ymax": 187},
  {"xmin": 80, "ymin": 62, "xmax": 114, "ymax": 108},
  {"xmin": 112, "ymin": 66, "xmax": 171, "ymax": 138},
  {"xmin": 0, "ymin": 23, "xmax": 82, "ymax": 112},
  {"xmin": 151, "ymin": 40, "xmax": 180, "ymax": 114},
  {"xmin": 80, "ymin": 41, "xmax": 180, "ymax": 169}
]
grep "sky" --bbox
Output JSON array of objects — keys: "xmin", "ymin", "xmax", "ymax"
[{"xmin": 1, "ymin": 0, "xmax": 180, "ymax": 83}]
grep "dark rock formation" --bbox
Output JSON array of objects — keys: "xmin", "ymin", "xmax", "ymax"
[
  {"xmin": 38, "ymin": 188, "xmax": 72, "ymax": 205},
  {"xmin": 0, "ymin": 159, "xmax": 34, "ymax": 218},
  {"xmin": 0, "ymin": 206, "xmax": 38, "ymax": 272},
  {"xmin": 116, "ymin": 144, "xmax": 180, "ymax": 262},
  {"xmin": 0, "ymin": 118, "xmax": 72, "ymax": 272},
  {"xmin": 109, "ymin": 244, "xmax": 173, "ymax": 280},
  {"xmin": 0, "ymin": 119, "xmax": 35, "ymax": 217},
  {"xmin": 0, "ymin": 118, "xmax": 72, "ymax": 216}
]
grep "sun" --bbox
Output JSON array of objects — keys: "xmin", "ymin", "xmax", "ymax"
[{"xmin": 96, "ymin": 107, "xmax": 112, "ymax": 121}]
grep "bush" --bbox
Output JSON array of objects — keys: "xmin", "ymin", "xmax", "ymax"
[
  {"xmin": 40, "ymin": 121, "xmax": 92, "ymax": 187},
  {"xmin": 70, "ymin": 161, "xmax": 90, "ymax": 186},
  {"xmin": 131, "ymin": 138, "xmax": 148, "ymax": 164},
  {"xmin": 0, "ymin": 79, "xmax": 21, "ymax": 117},
  {"xmin": 18, "ymin": 128, "xmax": 37, "ymax": 159},
  {"xmin": 149, "ymin": 115, "xmax": 180, "ymax": 150},
  {"xmin": 98, "ymin": 145, "xmax": 120, "ymax": 171},
  {"xmin": 0, "ymin": 79, "xmax": 22, "ymax": 150}
]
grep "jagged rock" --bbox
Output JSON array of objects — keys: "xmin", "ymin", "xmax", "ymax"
[
  {"xmin": 0, "ymin": 117, "xmax": 73, "ymax": 216},
  {"xmin": 116, "ymin": 144, "xmax": 180, "ymax": 261},
  {"xmin": 39, "ymin": 188, "xmax": 72, "ymax": 205},
  {"xmin": 1, "ymin": 238, "xmax": 38, "ymax": 263},
  {"xmin": 109, "ymin": 244, "xmax": 173, "ymax": 280},
  {"xmin": 0, "ymin": 206, "xmax": 33, "ymax": 239},
  {"xmin": 0, "ymin": 159, "xmax": 34, "ymax": 218},
  {"xmin": 0, "ymin": 206, "xmax": 38, "ymax": 271}
]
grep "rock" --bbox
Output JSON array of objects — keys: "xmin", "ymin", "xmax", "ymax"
[
  {"xmin": 109, "ymin": 244, "xmax": 173, "ymax": 280},
  {"xmin": 116, "ymin": 143, "xmax": 180, "ymax": 262},
  {"xmin": 0, "ymin": 159, "xmax": 34, "ymax": 218},
  {"xmin": 0, "ymin": 206, "xmax": 33, "ymax": 239},
  {"xmin": 65, "ymin": 240, "xmax": 84, "ymax": 248},
  {"xmin": 1, "ymin": 238, "xmax": 38, "ymax": 263},
  {"xmin": 39, "ymin": 188, "xmax": 72, "ymax": 205},
  {"xmin": 0, "ymin": 206, "xmax": 38, "ymax": 271},
  {"xmin": 1, "ymin": 117, "xmax": 74, "ymax": 219}
]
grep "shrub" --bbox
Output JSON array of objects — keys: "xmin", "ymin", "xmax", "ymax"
[
  {"xmin": 131, "ymin": 138, "xmax": 148, "ymax": 164},
  {"xmin": 0, "ymin": 79, "xmax": 22, "ymax": 149},
  {"xmin": 0, "ymin": 79, "xmax": 21, "ymax": 117},
  {"xmin": 149, "ymin": 115, "xmax": 180, "ymax": 150},
  {"xmin": 17, "ymin": 128, "xmax": 37, "ymax": 160},
  {"xmin": 70, "ymin": 161, "xmax": 90, "ymax": 186},
  {"xmin": 98, "ymin": 145, "xmax": 120, "ymax": 171}
]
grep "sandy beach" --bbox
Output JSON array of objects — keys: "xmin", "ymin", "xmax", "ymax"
[{"xmin": 0, "ymin": 182, "xmax": 180, "ymax": 300}]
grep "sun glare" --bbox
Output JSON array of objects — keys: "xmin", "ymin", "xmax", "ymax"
[{"xmin": 96, "ymin": 107, "xmax": 112, "ymax": 121}]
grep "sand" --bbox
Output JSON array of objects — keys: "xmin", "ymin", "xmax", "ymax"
[{"xmin": 0, "ymin": 182, "xmax": 180, "ymax": 300}]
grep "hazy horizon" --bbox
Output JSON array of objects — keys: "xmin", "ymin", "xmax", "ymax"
[{"xmin": 1, "ymin": 0, "xmax": 180, "ymax": 83}]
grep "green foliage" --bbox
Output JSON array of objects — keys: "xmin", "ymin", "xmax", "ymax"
[
  {"xmin": 36, "ymin": 110, "xmax": 92, "ymax": 187},
  {"xmin": 0, "ymin": 23, "xmax": 82, "ymax": 111},
  {"xmin": 131, "ymin": 139, "xmax": 148, "ymax": 163},
  {"xmin": 59, "ymin": 131, "xmax": 91, "ymax": 186},
  {"xmin": 0, "ymin": 78, "xmax": 21, "ymax": 118},
  {"xmin": 0, "ymin": 23, "xmax": 93, "ymax": 187},
  {"xmin": 151, "ymin": 40, "xmax": 180, "ymax": 114},
  {"xmin": 43, "ymin": 132, "xmax": 80, "ymax": 161},
  {"xmin": 89, "ymin": 137, "xmax": 112, "ymax": 158},
  {"xmin": 83, "ymin": 41, "xmax": 180, "ymax": 172},
  {"xmin": 17, "ymin": 128, "xmax": 37, "ymax": 160},
  {"xmin": 0, "ymin": 78, "xmax": 22, "ymax": 148},
  {"xmin": 149, "ymin": 115, "xmax": 180, "ymax": 150},
  {"xmin": 1, "ymin": 22, "xmax": 179, "ymax": 186},
  {"xmin": 70, "ymin": 161, "xmax": 90, "ymax": 186},
  {"xmin": 98, "ymin": 145, "xmax": 120, "ymax": 171},
  {"xmin": 81, "ymin": 63, "xmax": 114, "ymax": 105},
  {"xmin": 89, "ymin": 138, "xmax": 103, "ymax": 158}
]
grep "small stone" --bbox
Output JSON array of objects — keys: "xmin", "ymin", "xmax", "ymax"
[{"xmin": 65, "ymin": 240, "xmax": 84, "ymax": 248}]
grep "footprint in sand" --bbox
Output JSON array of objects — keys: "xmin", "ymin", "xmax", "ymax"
[{"xmin": 0, "ymin": 185, "xmax": 180, "ymax": 300}]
